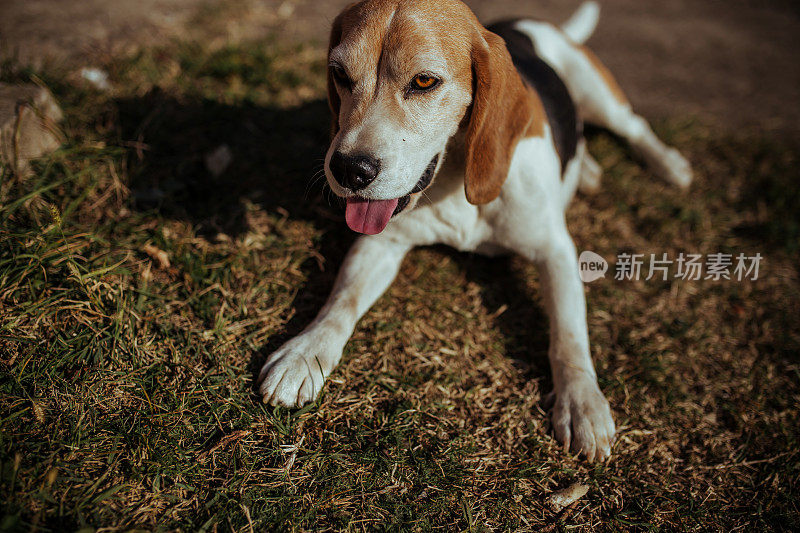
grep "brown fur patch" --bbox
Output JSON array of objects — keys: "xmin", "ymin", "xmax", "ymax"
[
  {"xmin": 524, "ymin": 90, "xmax": 546, "ymax": 139},
  {"xmin": 464, "ymin": 30, "xmax": 545, "ymax": 205},
  {"xmin": 580, "ymin": 45, "xmax": 629, "ymax": 105},
  {"xmin": 326, "ymin": 1, "xmax": 403, "ymax": 130},
  {"xmin": 326, "ymin": 11, "xmax": 344, "ymax": 137}
]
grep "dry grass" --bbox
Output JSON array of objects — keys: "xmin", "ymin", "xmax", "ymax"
[{"xmin": 1, "ymin": 35, "xmax": 798, "ymax": 532}]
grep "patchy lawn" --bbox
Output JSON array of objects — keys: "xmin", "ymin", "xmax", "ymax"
[{"xmin": 1, "ymin": 35, "xmax": 799, "ymax": 532}]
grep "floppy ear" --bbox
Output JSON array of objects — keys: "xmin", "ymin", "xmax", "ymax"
[
  {"xmin": 464, "ymin": 29, "xmax": 536, "ymax": 204},
  {"xmin": 327, "ymin": 13, "xmax": 344, "ymax": 138}
]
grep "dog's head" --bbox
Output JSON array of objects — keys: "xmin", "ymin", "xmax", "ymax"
[{"xmin": 324, "ymin": 0, "xmax": 535, "ymax": 234}]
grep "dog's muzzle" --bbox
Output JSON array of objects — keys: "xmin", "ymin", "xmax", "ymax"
[{"xmin": 343, "ymin": 154, "xmax": 440, "ymax": 235}]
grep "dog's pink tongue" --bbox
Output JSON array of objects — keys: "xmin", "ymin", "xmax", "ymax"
[{"xmin": 345, "ymin": 197, "xmax": 398, "ymax": 234}]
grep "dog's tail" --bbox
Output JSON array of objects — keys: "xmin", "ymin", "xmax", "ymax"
[{"xmin": 560, "ymin": 1, "xmax": 600, "ymax": 44}]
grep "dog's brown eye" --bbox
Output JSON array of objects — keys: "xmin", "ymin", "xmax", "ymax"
[
  {"xmin": 330, "ymin": 64, "xmax": 352, "ymax": 90},
  {"xmin": 408, "ymin": 73, "xmax": 440, "ymax": 93}
]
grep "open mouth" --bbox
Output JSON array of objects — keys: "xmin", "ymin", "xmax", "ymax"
[{"xmin": 344, "ymin": 154, "xmax": 439, "ymax": 235}]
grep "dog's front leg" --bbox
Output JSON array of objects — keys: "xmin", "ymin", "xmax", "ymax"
[
  {"xmin": 259, "ymin": 235, "xmax": 411, "ymax": 407},
  {"xmin": 536, "ymin": 228, "xmax": 616, "ymax": 461}
]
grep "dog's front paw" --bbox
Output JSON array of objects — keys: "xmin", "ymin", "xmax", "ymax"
[
  {"xmin": 258, "ymin": 333, "xmax": 341, "ymax": 407},
  {"xmin": 546, "ymin": 377, "xmax": 615, "ymax": 462}
]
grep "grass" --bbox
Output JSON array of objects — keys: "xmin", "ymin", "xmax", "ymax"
[{"xmin": 1, "ymin": 34, "xmax": 799, "ymax": 532}]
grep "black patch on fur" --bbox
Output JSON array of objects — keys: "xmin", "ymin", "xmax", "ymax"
[
  {"xmin": 393, "ymin": 195, "xmax": 410, "ymax": 216},
  {"xmin": 412, "ymin": 154, "xmax": 439, "ymax": 193},
  {"xmin": 486, "ymin": 20, "xmax": 581, "ymax": 171}
]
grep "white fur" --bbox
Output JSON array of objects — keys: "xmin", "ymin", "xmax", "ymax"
[
  {"xmin": 258, "ymin": 2, "xmax": 693, "ymax": 462},
  {"xmin": 561, "ymin": 1, "xmax": 600, "ymax": 44}
]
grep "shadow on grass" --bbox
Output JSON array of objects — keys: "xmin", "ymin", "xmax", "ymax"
[
  {"xmin": 115, "ymin": 91, "xmax": 353, "ymax": 378},
  {"xmin": 453, "ymin": 251, "xmax": 552, "ymax": 378},
  {"xmin": 115, "ymin": 91, "xmax": 335, "ymax": 236},
  {"xmin": 730, "ymin": 139, "xmax": 800, "ymax": 255}
]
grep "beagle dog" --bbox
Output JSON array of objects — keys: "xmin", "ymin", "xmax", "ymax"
[{"xmin": 258, "ymin": 0, "xmax": 692, "ymax": 461}]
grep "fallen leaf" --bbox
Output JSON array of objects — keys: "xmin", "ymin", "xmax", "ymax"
[
  {"xmin": 143, "ymin": 243, "xmax": 170, "ymax": 269},
  {"xmin": 546, "ymin": 482, "xmax": 589, "ymax": 513}
]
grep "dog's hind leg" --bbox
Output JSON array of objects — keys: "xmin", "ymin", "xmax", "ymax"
[
  {"xmin": 572, "ymin": 54, "xmax": 693, "ymax": 190},
  {"xmin": 514, "ymin": 20, "xmax": 693, "ymax": 189},
  {"xmin": 561, "ymin": 139, "xmax": 601, "ymax": 206},
  {"xmin": 578, "ymin": 150, "xmax": 602, "ymax": 193},
  {"xmin": 562, "ymin": 43, "xmax": 693, "ymax": 188}
]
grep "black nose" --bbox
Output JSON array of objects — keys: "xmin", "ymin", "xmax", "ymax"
[{"xmin": 329, "ymin": 151, "xmax": 380, "ymax": 191}]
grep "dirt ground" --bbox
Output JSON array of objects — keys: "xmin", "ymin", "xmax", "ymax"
[{"xmin": 2, "ymin": 0, "xmax": 799, "ymax": 138}]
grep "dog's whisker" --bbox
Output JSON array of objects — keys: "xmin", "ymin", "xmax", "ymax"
[{"xmin": 304, "ymin": 168, "xmax": 328, "ymax": 200}]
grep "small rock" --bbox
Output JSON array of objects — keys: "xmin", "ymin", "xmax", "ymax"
[
  {"xmin": 277, "ymin": 1, "xmax": 296, "ymax": 18},
  {"xmin": 0, "ymin": 83, "xmax": 63, "ymax": 172},
  {"xmin": 80, "ymin": 67, "xmax": 111, "ymax": 90},
  {"xmin": 142, "ymin": 243, "xmax": 170, "ymax": 269},
  {"xmin": 205, "ymin": 144, "xmax": 232, "ymax": 177},
  {"xmin": 546, "ymin": 482, "xmax": 590, "ymax": 513}
]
